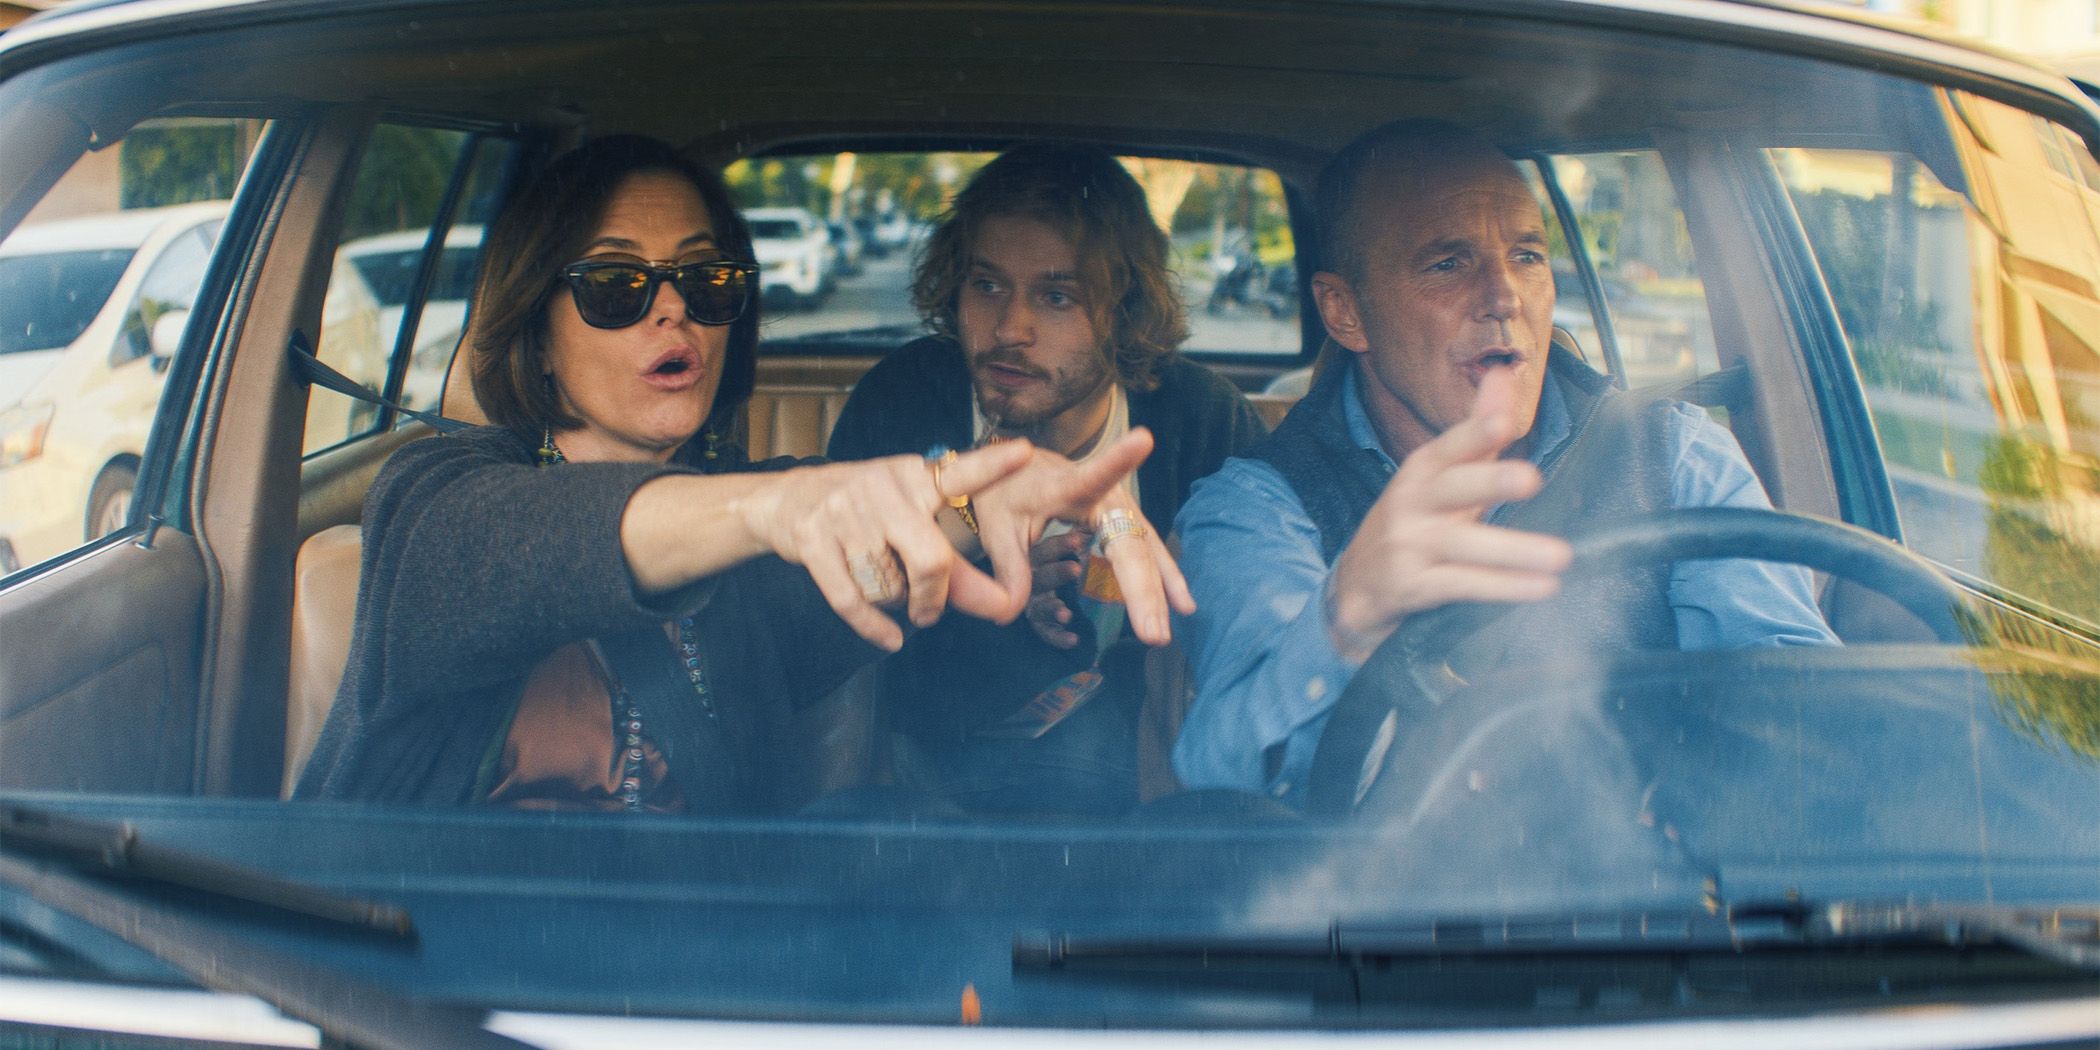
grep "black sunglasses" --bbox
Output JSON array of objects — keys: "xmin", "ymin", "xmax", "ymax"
[{"xmin": 559, "ymin": 257, "xmax": 759, "ymax": 329}]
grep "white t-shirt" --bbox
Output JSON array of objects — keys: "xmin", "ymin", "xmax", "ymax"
[{"xmin": 971, "ymin": 383, "xmax": 1139, "ymax": 540}]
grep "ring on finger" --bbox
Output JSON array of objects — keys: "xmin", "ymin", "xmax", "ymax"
[
  {"xmin": 923, "ymin": 445, "xmax": 979, "ymax": 534},
  {"xmin": 926, "ymin": 447, "xmax": 956, "ymax": 497},
  {"xmin": 1091, "ymin": 507, "xmax": 1147, "ymax": 553},
  {"xmin": 847, "ymin": 547, "xmax": 905, "ymax": 606}
]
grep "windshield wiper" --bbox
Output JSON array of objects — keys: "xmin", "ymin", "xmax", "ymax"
[
  {"xmin": 0, "ymin": 804, "xmax": 533, "ymax": 1050},
  {"xmin": 1731, "ymin": 898, "xmax": 2100, "ymax": 971},
  {"xmin": 1015, "ymin": 899, "xmax": 2100, "ymax": 973},
  {"xmin": 0, "ymin": 802, "xmax": 410, "ymax": 937}
]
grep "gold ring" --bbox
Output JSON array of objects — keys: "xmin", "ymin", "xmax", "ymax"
[
  {"xmin": 927, "ymin": 449, "xmax": 956, "ymax": 499},
  {"xmin": 1091, "ymin": 508, "xmax": 1146, "ymax": 551},
  {"xmin": 847, "ymin": 548, "xmax": 904, "ymax": 606},
  {"xmin": 925, "ymin": 448, "xmax": 979, "ymax": 534}
]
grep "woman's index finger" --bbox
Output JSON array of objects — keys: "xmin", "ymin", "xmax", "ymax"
[{"xmin": 940, "ymin": 439, "xmax": 1035, "ymax": 497}]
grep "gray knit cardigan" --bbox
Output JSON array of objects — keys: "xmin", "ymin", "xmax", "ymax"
[{"xmin": 293, "ymin": 425, "xmax": 874, "ymax": 811}]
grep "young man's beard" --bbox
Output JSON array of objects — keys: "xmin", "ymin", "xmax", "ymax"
[{"xmin": 971, "ymin": 348, "xmax": 1116, "ymax": 442}]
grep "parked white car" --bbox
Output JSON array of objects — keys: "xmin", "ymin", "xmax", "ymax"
[
  {"xmin": 0, "ymin": 201, "xmax": 387, "ymax": 574},
  {"xmin": 744, "ymin": 205, "xmax": 830, "ymax": 309},
  {"xmin": 336, "ymin": 224, "xmax": 482, "ymax": 410},
  {"xmin": 825, "ymin": 218, "xmax": 864, "ymax": 277},
  {"xmin": 0, "ymin": 201, "xmax": 229, "ymax": 574},
  {"xmin": 871, "ymin": 208, "xmax": 912, "ymax": 254}
]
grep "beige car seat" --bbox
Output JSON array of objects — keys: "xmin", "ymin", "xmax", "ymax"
[
  {"xmin": 280, "ymin": 335, "xmax": 491, "ymax": 796},
  {"xmin": 284, "ymin": 523, "xmax": 362, "ymax": 794}
]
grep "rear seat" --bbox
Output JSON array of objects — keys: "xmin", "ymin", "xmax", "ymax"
[
  {"xmin": 744, "ymin": 384, "xmax": 851, "ymax": 460},
  {"xmin": 746, "ymin": 381, "xmax": 1301, "ymax": 458},
  {"xmin": 1246, "ymin": 393, "xmax": 1295, "ymax": 430},
  {"xmin": 745, "ymin": 354, "xmax": 869, "ymax": 459}
]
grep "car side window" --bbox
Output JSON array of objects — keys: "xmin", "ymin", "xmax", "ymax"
[
  {"xmin": 1519, "ymin": 160, "xmax": 1603, "ymax": 372},
  {"xmin": 1769, "ymin": 95, "xmax": 2100, "ymax": 631},
  {"xmin": 1543, "ymin": 150, "xmax": 1723, "ymax": 391},
  {"xmin": 0, "ymin": 117, "xmax": 264, "ymax": 577},
  {"xmin": 304, "ymin": 126, "xmax": 510, "ymax": 455}
]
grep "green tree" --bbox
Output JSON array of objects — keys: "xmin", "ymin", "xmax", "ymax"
[
  {"xmin": 120, "ymin": 122, "xmax": 244, "ymax": 207},
  {"xmin": 727, "ymin": 152, "xmax": 994, "ymax": 221},
  {"xmin": 339, "ymin": 125, "xmax": 464, "ymax": 239},
  {"xmin": 1977, "ymin": 436, "xmax": 2100, "ymax": 760}
]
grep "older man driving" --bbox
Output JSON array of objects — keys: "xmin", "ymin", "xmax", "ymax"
[{"xmin": 1171, "ymin": 120, "xmax": 1835, "ymax": 807}]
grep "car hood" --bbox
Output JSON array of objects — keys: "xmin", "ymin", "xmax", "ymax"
[{"xmin": 5, "ymin": 793, "xmax": 2099, "ymax": 1031}]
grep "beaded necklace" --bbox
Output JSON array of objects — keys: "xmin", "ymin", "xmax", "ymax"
[{"xmin": 540, "ymin": 431, "xmax": 718, "ymax": 811}]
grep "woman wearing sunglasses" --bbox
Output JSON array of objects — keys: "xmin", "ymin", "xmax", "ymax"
[{"xmin": 295, "ymin": 136, "xmax": 1188, "ymax": 811}]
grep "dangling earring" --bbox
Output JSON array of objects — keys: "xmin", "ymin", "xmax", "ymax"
[
  {"xmin": 701, "ymin": 426, "xmax": 721, "ymax": 462},
  {"xmin": 536, "ymin": 372, "xmax": 565, "ymax": 466}
]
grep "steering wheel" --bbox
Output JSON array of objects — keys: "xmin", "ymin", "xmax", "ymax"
[{"xmin": 1302, "ymin": 507, "xmax": 1979, "ymax": 818}]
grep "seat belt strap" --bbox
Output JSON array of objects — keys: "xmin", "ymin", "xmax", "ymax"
[{"xmin": 288, "ymin": 331, "xmax": 471, "ymax": 435}]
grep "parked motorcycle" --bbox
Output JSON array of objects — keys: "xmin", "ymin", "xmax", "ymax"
[{"xmin": 1206, "ymin": 254, "xmax": 1295, "ymax": 318}]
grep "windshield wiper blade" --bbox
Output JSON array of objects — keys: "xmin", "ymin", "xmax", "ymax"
[
  {"xmin": 1730, "ymin": 898, "xmax": 2100, "ymax": 971},
  {"xmin": 0, "ymin": 803, "xmax": 411, "ymax": 938},
  {"xmin": 0, "ymin": 850, "xmax": 536, "ymax": 1050},
  {"xmin": 1016, "ymin": 900, "xmax": 2100, "ymax": 972},
  {"xmin": 1016, "ymin": 912, "xmax": 1744, "ymax": 968}
]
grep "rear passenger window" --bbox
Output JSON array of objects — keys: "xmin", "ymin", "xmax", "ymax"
[
  {"xmin": 1541, "ymin": 150, "xmax": 1723, "ymax": 390},
  {"xmin": 1770, "ymin": 102, "xmax": 2100, "ymax": 631},
  {"xmin": 0, "ymin": 116, "xmax": 264, "ymax": 577},
  {"xmin": 304, "ymin": 126, "xmax": 511, "ymax": 455},
  {"xmin": 724, "ymin": 151, "xmax": 1301, "ymax": 359}
]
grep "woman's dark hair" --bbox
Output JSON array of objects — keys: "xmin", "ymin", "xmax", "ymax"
[
  {"xmin": 469, "ymin": 135, "xmax": 758, "ymax": 443},
  {"xmin": 911, "ymin": 142, "xmax": 1187, "ymax": 391}
]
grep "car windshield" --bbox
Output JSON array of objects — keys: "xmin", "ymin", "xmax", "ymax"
[
  {"xmin": 1, "ymin": 0, "xmax": 2098, "ymax": 1038},
  {"xmin": 0, "ymin": 249, "xmax": 133, "ymax": 355}
]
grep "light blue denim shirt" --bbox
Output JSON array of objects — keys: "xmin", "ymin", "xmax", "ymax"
[{"xmin": 1170, "ymin": 368, "xmax": 1837, "ymax": 806}]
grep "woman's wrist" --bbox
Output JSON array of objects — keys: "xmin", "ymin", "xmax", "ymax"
[
  {"xmin": 713, "ymin": 471, "xmax": 779, "ymax": 558},
  {"xmin": 622, "ymin": 472, "xmax": 774, "ymax": 594}
]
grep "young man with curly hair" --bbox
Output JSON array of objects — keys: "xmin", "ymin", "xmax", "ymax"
[{"xmin": 828, "ymin": 143, "xmax": 1266, "ymax": 816}]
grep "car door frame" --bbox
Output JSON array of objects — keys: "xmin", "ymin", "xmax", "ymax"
[
  {"xmin": 182, "ymin": 105, "xmax": 386, "ymax": 796},
  {"xmin": 0, "ymin": 102, "xmax": 349, "ymax": 796}
]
